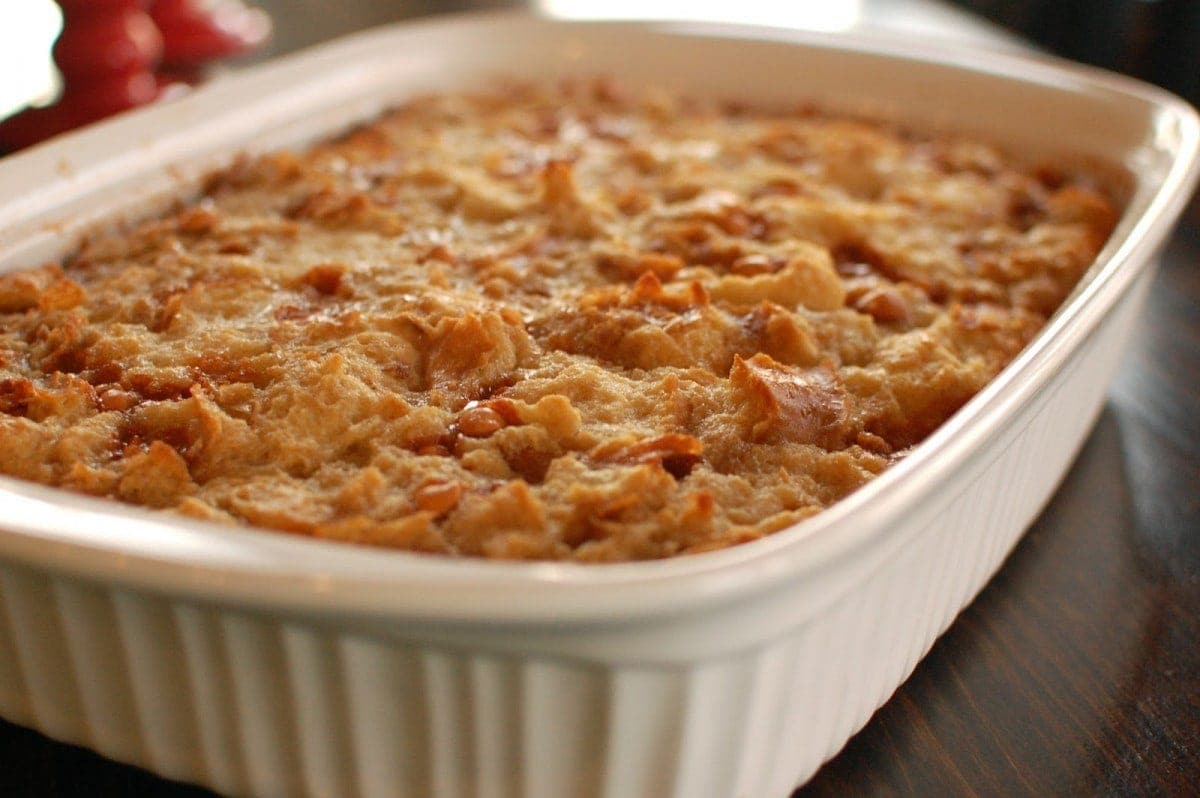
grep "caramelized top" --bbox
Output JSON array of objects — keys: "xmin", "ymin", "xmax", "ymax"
[{"xmin": 0, "ymin": 81, "xmax": 1117, "ymax": 560}]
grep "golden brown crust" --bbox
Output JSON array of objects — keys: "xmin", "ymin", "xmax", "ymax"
[{"xmin": 0, "ymin": 81, "xmax": 1117, "ymax": 561}]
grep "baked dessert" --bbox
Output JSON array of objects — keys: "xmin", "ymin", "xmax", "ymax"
[{"xmin": 0, "ymin": 81, "xmax": 1117, "ymax": 561}]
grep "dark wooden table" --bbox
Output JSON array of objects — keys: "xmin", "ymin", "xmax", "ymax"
[{"xmin": 2, "ymin": 3, "xmax": 1198, "ymax": 796}]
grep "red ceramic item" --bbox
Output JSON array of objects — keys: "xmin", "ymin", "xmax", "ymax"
[
  {"xmin": 52, "ymin": 6, "xmax": 163, "ymax": 79},
  {"xmin": 151, "ymin": 0, "xmax": 271, "ymax": 67},
  {"xmin": 0, "ymin": 0, "xmax": 269, "ymax": 152}
]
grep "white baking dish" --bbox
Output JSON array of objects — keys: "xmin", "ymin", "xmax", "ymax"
[{"xmin": 0, "ymin": 11, "xmax": 1196, "ymax": 798}]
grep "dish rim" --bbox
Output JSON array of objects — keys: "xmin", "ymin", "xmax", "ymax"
[{"xmin": 0, "ymin": 10, "xmax": 1196, "ymax": 624}]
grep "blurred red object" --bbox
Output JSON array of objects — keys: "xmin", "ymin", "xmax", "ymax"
[
  {"xmin": 152, "ymin": 0, "xmax": 271, "ymax": 67},
  {"xmin": 52, "ymin": 2, "xmax": 163, "ymax": 78},
  {"xmin": 0, "ymin": 0, "xmax": 270, "ymax": 152}
]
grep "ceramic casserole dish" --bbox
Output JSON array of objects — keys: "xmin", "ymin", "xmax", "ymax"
[{"xmin": 0, "ymin": 11, "xmax": 1197, "ymax": 798}]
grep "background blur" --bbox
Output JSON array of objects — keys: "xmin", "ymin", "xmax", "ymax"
[
  {"xmin": 2, "ymin": 0, "xmax": 1197, "ymax": 124},
  {"xmin": 959, "ymin": 0, "xmax": 1199, "ymax": 105}
]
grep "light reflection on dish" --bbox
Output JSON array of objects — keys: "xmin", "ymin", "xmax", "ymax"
[{"xmin": 536, "ymin": 0, "xmax": 863, "ymax": 32}]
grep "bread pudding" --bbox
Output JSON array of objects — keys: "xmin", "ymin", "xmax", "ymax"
[{"xmin": 0, "ymin": 81, "xmax": 1117, "ymax": 561}]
